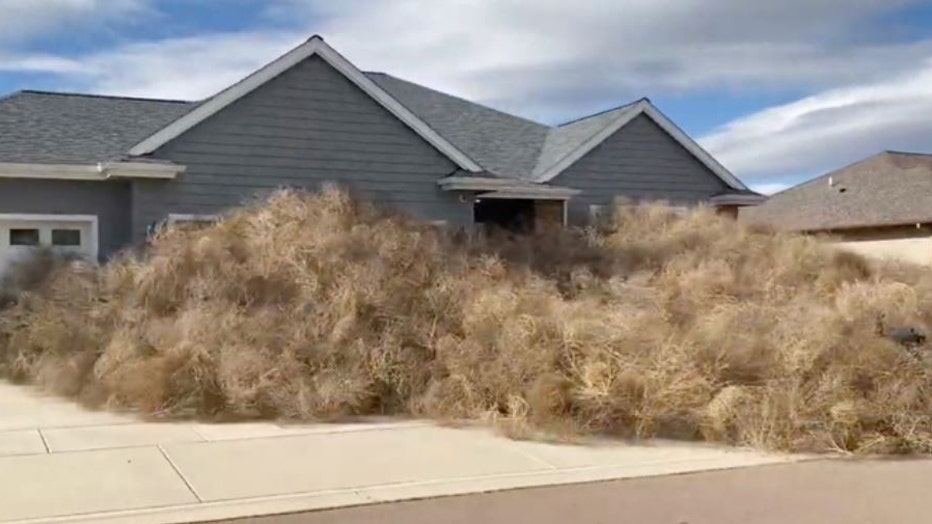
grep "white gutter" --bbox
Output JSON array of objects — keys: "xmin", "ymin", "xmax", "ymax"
[
  {"xmin": 0, "ymin": 163, "xmax": 103, "ymax": 181},
  {"xmin": 0, "ymin": 162, "xmax": 185, "ymax": 181},
  {"xmin": 476, "ymin": 189, "xmax": 579, "ymax": 201},
  {"xmin": 438, "ymin": 177, "xmax": 580, "ymax": 198},
  {"xmin": 708, "ymin": 193, "xmax": 766, "ymax": 206},
  {"xmin": 437, "ymin": 176, "xmax": 532, "ymax": 190},
  {"xmin": 99, "ymin": 162, "xmax": 186, "ymax": 179}
]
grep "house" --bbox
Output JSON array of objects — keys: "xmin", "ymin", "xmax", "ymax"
[
  {"xmin": 0, "ymin": 35, "xmax": 761, "ymax": 269},
  {"xmin": 742, "ymin": 151, "xmax": 932, "ymax": 265}
]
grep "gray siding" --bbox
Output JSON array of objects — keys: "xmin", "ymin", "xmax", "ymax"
[
  {"xmin": 135, "ymin": 55, "xmax": 468, "ymax": 243},
  {"xmin": 551, "ymin": 114, "xmax": 729, "ymax": 224},
  {"xmin": 0, "ymin": 179, "xmax": 131, "ymax": 259}
]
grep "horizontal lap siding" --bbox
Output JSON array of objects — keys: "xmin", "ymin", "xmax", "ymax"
[
  {"xmin": 551, "ymin": 115, "xmax": 728, "ymax": 224},
  {"xmin": 134, "ymin": 55, "xmax": 467, "ymax": 243},
  {"xmin": 0, "ymin": 179, "xmax": 131, "ymax": 260}
]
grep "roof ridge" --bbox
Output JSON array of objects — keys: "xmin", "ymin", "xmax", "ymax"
[
  {"xmin": 364, "ymin": 72, "xmax": 550, "ymax": 129},
  {"xmin": 763, "ymin": 150, "xmax": 894, "ymax": 200},
  {"xmin": 531, "ymin": 99, "xmax": 646, "ymax": 177},
  {"xmin": 883, "ymin": 149, "xmax": 932, "ymax": 158},
  {"xmin": 556, "ymin": 98, "xmax": 646, "ymax": 127},
  {"xmin": 18, "ymin": 90, "xmax": 194, "ymax": 104}
]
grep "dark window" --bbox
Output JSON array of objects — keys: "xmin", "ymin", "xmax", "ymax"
[
  {"xmin": 474, "ymin": 199, "xmax": 536, "ymax": 233},
  {"xmin": 9, "ymin": 229, "xmax": 40, "ymax": 246},
  {"xmin": 52, "ymin": 229, "xmax": 81, "ymax": 246}
]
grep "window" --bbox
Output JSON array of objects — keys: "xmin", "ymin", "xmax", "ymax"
[
  {"xmin": 9, "ymin": 228, "xmax": 40, "ymax": 246},
  {"xmin": 51, "ymin": 229, "xmax": 82, "ymax": 246}
]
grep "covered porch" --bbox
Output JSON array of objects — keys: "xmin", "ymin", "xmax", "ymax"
[{"xmin": 438, "ymin": 176, "xmax": 580, "ymax": 233}]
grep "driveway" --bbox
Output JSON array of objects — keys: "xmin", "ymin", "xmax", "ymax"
[
  {"xmin": 226, "ymin": 458, "xmax": 932, "ymax": 524},
  {"xmin": 0, "ymin": 381, "xmax": 809, "ymax": 523}
]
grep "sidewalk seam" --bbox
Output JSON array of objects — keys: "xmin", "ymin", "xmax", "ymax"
[
  {"xmin": 502, "ymin": 443, "xmax": 559, "ymax": 471},
  {"xmin": 156, "ymin": 444, "xmax": 203, "ymax": 503},
  {"xmin": 37, "ymin": 429, "xmax": 50, "ymax": 454}
]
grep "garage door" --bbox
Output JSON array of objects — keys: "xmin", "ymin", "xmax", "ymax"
[{"xmin": 0, "ymin": 215, "xmax": 97, "ymax": 275}]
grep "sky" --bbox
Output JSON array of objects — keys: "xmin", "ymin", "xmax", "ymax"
[{"xmin": 2, "ymin": 1, "xmax": 932, "ymax": 194}]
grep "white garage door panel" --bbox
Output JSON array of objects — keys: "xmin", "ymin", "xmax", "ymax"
[{"xmin": 0, "ymin": 215, "xmax": 97, "ymax": 276}]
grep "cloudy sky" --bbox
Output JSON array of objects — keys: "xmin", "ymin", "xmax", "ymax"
[{"xmin": 2, "ymin": 0, "xmax": 931, "ymax": 193}]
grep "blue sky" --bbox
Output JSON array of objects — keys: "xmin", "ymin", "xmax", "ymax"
[{"xmin": 2, "ymin": 0, "xmax": 932, "ymax": 194}]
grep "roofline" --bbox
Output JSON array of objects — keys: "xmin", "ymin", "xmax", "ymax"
[
  {"xmin": 17, "ymin": 90, "xmax": 193, "ymax": 105},
  {"xmin": 554, "ymin": 98, "xmax": 644, "ymax": 127},
  {"xmin": 708, "ymin": 193, "xmax": 767, "ymax": 206},
  {"xmin": 762, "ymin": 150, "xmax": 896, "ymax": 200},
  {"xmin": 0, "ymin": 161, "xmax": 185, "ymax": 181},
  {"xmin": 366, "ymin": 72, "xmax": 549, "ymax": 129},
  {"xmin": 476, "ymin": 189, "xmax": 577, "ymax": 201},
  {"xmin": 533, "ymin": 100, "xmax": 749, "ymax": 191},
  {"xmin": 128, "ymin": 37, "xmax": 483, "ymax": 172},
  {"xmin": 437, "ymin": 176, "xmax": 580, "ymax": 196},
  {"xmin": 882, "ymin": 149, "xmax": 932, "ymax": 158},
  {"xmin": 798, "ymin": 220, "xmax": 932, "ymax": 234}
]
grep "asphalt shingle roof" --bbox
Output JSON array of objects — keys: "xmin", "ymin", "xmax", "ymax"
[
  {"xmin": 0, "ymin": 91, "xmax": 194, "ymax": 164},
  {"xmin": 742, "ymin": 151, "xmax": 932, "ymax": 231},
  {"xmin": 364, "ymin": 72, "xmax": 550, "ymax": 178},
  {"xmin": 531, "ymin": 102, "xmax": 641, "ymax": 180},
  {"xmin": 365, "ymin": 73, "xmax": 654, "ymax": 181},
  {"xmin": 0, "ymin": 73, "xmax": 740, "ymax": 196}
]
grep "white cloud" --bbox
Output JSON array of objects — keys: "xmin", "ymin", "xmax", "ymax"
[
  {"xmin": 1, "ymin": 0, "xmax": 931, "ymax": 184},
  {"xmin": 4, "ymin": 0, "xmax": 930, "ymax": 113},
  {"xmin": 60, "ymin": 32, "xmax": 304, "ymax": 99},
  {"xmin": 0, "ymin": 0, "xmax": 149, "ymax": 43},
  {"xmin": 268, "ymin": 0, "xmax": 932, "ymax": 119},
  {"xmin": 700, "ymin": 61, "xmax": 932, "ymax": 180}
]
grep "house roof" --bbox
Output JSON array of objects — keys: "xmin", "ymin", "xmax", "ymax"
[
  {"xmin": 531, "ymin": 102, "xmax": 641, "ymax": 181},
  {"xmin": 742, "ymin": 151, "xmax": 932, "ymax": 231},
  {"xmin": 364, "ymin": 74, "xmax": 748, "ymax": 191},
  {"xmin": 0, "ymin": 91, "xmax": 194, "ymax": 164},
  {"xmin": 0, "ymin": 35, "xmax": 749, "ymax": 194},
  {"xmin": 364, "ymin": 72, "xmax": 550, "ymax": 179}
]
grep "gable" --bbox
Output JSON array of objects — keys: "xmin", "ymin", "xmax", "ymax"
[
  {"xmin": 133, "ymin": 54, "xmax": 474, "ymax": 242},
  {"xmin": 551, "ymin": 114, "xmax": 729, "ymax": 202},
  {"xmin": 149, "ymin": 55, "xmax": 460, "ymax": 172},
  {"xmin": 131, "ymin": 37, "xmax": 480, "ymax": 172}
]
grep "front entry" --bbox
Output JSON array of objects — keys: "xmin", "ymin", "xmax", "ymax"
[
  {"xmin": 474, "ymin": 198, "xmax": 566, "ymax": 233},
  {"xmin": 474, "ymin": 198, "xmax": 535, "ymax": 233}
]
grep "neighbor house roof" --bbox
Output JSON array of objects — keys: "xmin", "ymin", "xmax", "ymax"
[
  {"xmin": 0, "ymin": 35, "xmax": 750, "ymax": 193},
  {"xmin": 743, "ymin": 151, "xmax": 932, "ymax": 231},
  {"xmin": 0, "ymin": 91, "xmax": 194, "ymax": 164}
]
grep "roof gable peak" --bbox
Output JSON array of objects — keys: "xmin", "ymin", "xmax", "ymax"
[{"xmin": 127, "ymin": 36, "xmax": 482, "ymax": 172}]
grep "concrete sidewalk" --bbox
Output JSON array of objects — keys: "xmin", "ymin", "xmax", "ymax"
[{"xmin": 0, "ymin": 381, "xmax": 810, "ymax": 524}]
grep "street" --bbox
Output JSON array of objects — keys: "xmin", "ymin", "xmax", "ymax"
[{"xmin": 226, "ymin": 458, "xmax": 931, "ymax": 524}]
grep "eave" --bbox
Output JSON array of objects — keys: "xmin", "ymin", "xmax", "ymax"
[{"xmin": 0, "ymin": 161, "xmax": 185, "ymax": 181}]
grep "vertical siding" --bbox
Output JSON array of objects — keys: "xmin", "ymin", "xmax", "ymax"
[
  {"xmin": 134, "ymin": 55, "xmax": 469, "ymax": 243},
  {"xmin": 551, "ymin": 114, "xmax": 728, "ymax": 224},
  {"xmin": 0, "ymin": 179, "xmax": 131, "ymax": 260}
]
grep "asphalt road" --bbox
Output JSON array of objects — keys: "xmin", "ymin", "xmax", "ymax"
[{"xmin": 220, "ymin": 458, "xmax": 932, "ymax": 524}]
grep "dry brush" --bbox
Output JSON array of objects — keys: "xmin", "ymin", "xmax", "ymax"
[{"xmin": 2, "ymin": 188, "xmax": 932, "ymax": 454}]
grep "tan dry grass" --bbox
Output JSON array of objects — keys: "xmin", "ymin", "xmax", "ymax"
[{"xmin": 3, "ymin": 188, "xmax": 932, "ymax": 454}]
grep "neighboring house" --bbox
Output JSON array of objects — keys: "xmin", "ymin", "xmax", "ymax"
[
  {"xmin": 742, "ymin": 151, "xmax": 932, "ymax": 265},
  {"xmin": 0, "ymin": 35, "xmax": 761, "ymax": 269}
]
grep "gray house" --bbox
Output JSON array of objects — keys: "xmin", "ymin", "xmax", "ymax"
[{"xmin": 0, "ymin": 35, "xmax": 761, "ymax": 267}]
